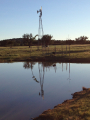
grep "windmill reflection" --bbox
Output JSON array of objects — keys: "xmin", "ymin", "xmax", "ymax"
[
  {"xmin": 23, "ymin": 62, "xmax": 57, "ymax": 99},
  {"xmin": 61, "ymin": 63, "xmax": 71, "ymax": 82},
  {"xmin": 38, "ymin": 63, "xmax": 45, "ymax": 99},
  {"xmin": 66, "ymin": 63, "xmax": 67, "ymax": 71},
  {"xmin": 38, "ymin": 62, "xmax": 57, "ymax": 99},
  {"xmin": 62, "ymin": 63, "xmax": 63, "ymax": 71},
  {"xmin": 67, "ymin": 63, "xmax": 71, "ymax": 83}
]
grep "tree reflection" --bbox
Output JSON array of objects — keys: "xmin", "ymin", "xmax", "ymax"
[
  {"xmin": 23, "ymin": 62, "xmax": 39, "ymax": 83},
  {"xmin": 23, "ymin": 62, "xmax": 36, "ymax": 69}
]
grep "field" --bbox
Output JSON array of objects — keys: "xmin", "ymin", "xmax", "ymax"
[{"xmin": 0, "ymin": 44, "xmax": 90, "ymax": 62}]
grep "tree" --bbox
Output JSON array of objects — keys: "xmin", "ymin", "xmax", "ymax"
[
  {"xmin": 22, "ymin": 34, "xmax": 28, "ymax": 46},
  {"xmin": 22, "ymin": 34, "xmax": 27, "ymax": 40},
  {"xmin": 23, "ymin": 62, "xmax": 39, "ymax": 83},
  {"xmin": 22, "ymin": 33, "xmax": 38, "ymax": 47},
  {"xmin": 75, "ymin": 36, "xmax": 88, "ymax": 43},
  {"xmin": 42, "ymin": 34, "xmax": 53, "ymax": 46}
]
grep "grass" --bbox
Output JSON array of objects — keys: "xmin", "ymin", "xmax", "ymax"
[
  {"xmin": 34, "ymin": 88, "xmax": 90, "ymax": 120},
  {"xmin": 0, "ymin": 44, "xmax": 90, "ymax": 62}
]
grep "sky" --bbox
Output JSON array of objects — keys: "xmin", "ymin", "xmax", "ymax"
[{"xmin": 0, "ymin": 0, "xmax": 90, "ymax": 40}]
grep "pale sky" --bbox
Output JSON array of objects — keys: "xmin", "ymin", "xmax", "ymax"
[{"xmin": 0, "ymin": 0, "xmax": 90, "ymax": 40}]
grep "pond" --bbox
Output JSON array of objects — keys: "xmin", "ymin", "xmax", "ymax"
[{"xmin": 0, "ymin": 62, "xmax": 90, "ymax": 120}]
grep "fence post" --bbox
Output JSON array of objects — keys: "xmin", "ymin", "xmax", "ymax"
[
  {"xmin": 69, "ymin": 44, "xmax": 70, "ymax": 57},
  {"xmin": 48, "ymin": 46, "xmax": 49, "ymax": 54},
  {"xmin": 66, "ymin": 45, "xmax": 67, "ymax": 56},
  {"xmin": 55, "ymin": 45, "xmax": 56, "ymax": 53},
  {"xmin": 62, "ymin": 44, "xmax": 63, "ymax": 56}
]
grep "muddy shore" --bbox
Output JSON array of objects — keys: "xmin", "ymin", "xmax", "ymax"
[
  {"xmin": 0, "ymin": 57, "xmax": 90, "ymax": 63},
  {"xmin": 33, "ymin": 87, "xmax": 90, "ymax": 120}
]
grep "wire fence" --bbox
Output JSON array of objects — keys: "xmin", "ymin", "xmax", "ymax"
[{"xmin": 0, "ymin": 44, "xmax": 90, "ymax": 59}]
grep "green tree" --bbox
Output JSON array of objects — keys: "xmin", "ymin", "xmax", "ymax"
[
  {"xmin": 75, "ymin": 36, "xmax": 88, "ymax": 43},
  {"xmin": 42, "ymin": 34, "xmax": 53, "ymax": 46},
  {"xmin": 22, "ymin": 34, "xmax": 27, "ymax": 39},
  {"xmin": 22, "ymin": 34, "xmax": 28, "ymax": 45},
  {"xmin": 22, "ymin": 33, "xmax": 38, "ymax": 47}
]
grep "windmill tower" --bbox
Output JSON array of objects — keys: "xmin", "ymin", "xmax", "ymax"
[{"xmin": 37, "ymin": 6, "xmax": 44, "ymax": 49}]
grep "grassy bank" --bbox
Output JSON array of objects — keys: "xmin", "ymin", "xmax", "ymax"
[
  {"xmin": 33, "ymin": 87, "xmax": 90, "ymax": 120},
  {"xmin": 0, "ymin": 44, "xmax": 90, "ymax": 62}
]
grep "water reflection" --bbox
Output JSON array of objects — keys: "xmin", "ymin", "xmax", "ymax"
[
  {"xmin": 23, "ymin": 62, "xmax": 36, "ymax": 69},
  {"xmin": 62, "ymin": 62, "xmax": 71, "ymax": 83},
  {"xmin": 38, "ymin": 63, "xmax": 44, "ymax": 99},
  {"xmin": 67, "ymin": 63, "xmax": 71, "ymax": 83},
  {"xmin": 23, "ymin": 62, "xmax": 39, "ymax": 83},
  {"xmin": 23, "ymin": 62, "xmax": 71, "ymax": 99},
  {"xmin": 23, "ymin": 62, "xmax": 58, "ymax": 99},
  {"xmin": 1, "ymin": 62, "xmax": 90, "ymax": 120}
]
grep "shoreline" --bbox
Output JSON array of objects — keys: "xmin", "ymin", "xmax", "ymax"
[
  {"xmin": 33, "ymin": 87, "xmax": 90, "ymax": 120},
  {"xmin": 0, "ymin": 56, "xmax": 90, "ymax": 63}
]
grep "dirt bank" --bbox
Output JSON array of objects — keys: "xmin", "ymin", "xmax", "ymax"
[
  {"xmin": 1, "ymin": 57, "xmax": 90, "ymax": 63},
  {"xmin": 33, "ymin": 87, "xmax": 90, "ymax": 120}
]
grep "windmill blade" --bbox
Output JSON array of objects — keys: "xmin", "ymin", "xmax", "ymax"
[{"xmin": 41, "ymin": 6, "xmax": 42, "ymax": 11}]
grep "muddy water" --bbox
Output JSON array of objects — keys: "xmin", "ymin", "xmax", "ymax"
[{"xmin": 0, "ymin": 62, "xmax": 90, "ymax": 120}]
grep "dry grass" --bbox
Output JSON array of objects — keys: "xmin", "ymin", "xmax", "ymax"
[
  {"xmin": 0, "ymin": 44, "xmax": 90, "ymax": 62},
  {"xmin": 34, "ymin": 88, "xmax": 90, "ymax": 120}
]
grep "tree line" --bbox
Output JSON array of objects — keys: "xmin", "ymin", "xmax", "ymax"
[{"xmin": 0, "ymin": 34, "xmax": 89, "ymax": 47}]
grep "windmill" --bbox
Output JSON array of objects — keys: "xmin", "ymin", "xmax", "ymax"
[
  {"xmin": 37, "ymin": 6, "xmax": 44, "ymax": 49},
  {"xmin": 37, "ymin": 6, "xmax": 42, "ymax": 17}
]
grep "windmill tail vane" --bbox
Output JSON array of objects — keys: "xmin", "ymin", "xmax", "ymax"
[
  {"xmin": 37, "ymin": 6, "xmax": 42, "ymax": 17},
  {"xmin": 41, "ymin": 6, "xmax": 42, "ymax": 11}
]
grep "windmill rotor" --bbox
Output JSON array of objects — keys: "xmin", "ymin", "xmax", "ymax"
[{"xmin": 37, "ymin": 6, "xmax": 42, "ymax": 17}]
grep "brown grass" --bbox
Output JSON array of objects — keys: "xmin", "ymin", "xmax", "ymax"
[
  {"xmin": 33, "ymin": 87, "xmax": 90, "ymax": 120},
  {"xmin": 0, "ymin": 44, "xmax": 90, "ymax": 63}
]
